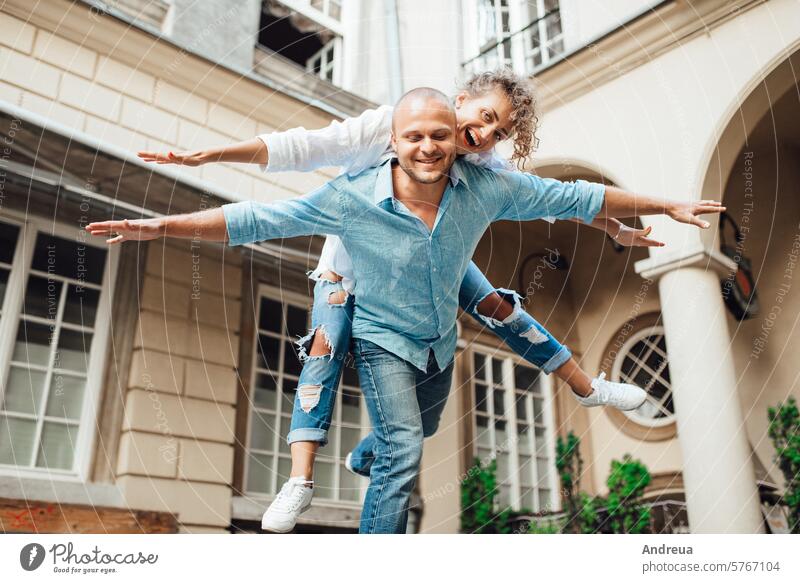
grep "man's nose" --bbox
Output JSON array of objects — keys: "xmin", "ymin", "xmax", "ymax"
[{"xmin": 420, "ymin": 137, "xmax": 437, "ymax": 153}]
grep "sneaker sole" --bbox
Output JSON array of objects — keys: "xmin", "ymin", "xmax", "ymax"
[{"xmin": 261, "ymin": 501, "xmax": 312, "ymax": 533}]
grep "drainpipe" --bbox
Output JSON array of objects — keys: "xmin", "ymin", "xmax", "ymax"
[{"xmin": 384, "ymin": 0, "xmax": 403, "ymax": 102}]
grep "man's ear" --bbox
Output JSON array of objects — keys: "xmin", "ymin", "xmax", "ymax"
[
  {"xmin": 390, "ymin": 131, "xmax": 397, "ymax": 152},
  {"xmin": 454, "ymin": 92, "xmax": 468, "ymax": 109}
]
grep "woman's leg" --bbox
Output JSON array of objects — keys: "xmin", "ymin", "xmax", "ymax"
[
  {"xmin": 287, "ymin": 271, "xmax": 354, "ymax": 478},
  {"xmin": 458, "ymin": 261, "xmax": 594, "ymax": 396}
]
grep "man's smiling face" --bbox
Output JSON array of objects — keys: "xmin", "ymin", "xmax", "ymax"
[{"xmin": 391, "ymin": 93, "xmax": 457, "ymax": 185}]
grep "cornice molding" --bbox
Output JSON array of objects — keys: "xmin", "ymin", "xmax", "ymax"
[{"xmin": 533, "ymin": 0, "xmax": 765, "ymax": 112}]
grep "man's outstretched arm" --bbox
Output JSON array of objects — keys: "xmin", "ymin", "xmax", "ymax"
[
  {"xmin": 86, "ymin": 183, "xmax": 345, "ymax": 246},
  {"xmin": 596, "ymin": 185, "xmax": 725, "ymax": 228},
  {"xmin": 85, "ymin": 208, "xmax": 228, "ymax": 245}
]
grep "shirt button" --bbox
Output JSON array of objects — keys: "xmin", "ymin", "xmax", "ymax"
[
  {"xmin": 433, "ymin": 267, "xmax": 437, "ymax": 272},
  {"xmin": 435, "ymin": 296, "xmax": 440, "ymax": 301}
]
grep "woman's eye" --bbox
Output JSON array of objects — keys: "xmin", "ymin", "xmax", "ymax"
[
  {"xmin": 482, "ymin": 112, "xmax": 491, "ymax": 121},
  {"xmin": 495, "ymin": 132, "xmax": 503, "ymax": 141}
]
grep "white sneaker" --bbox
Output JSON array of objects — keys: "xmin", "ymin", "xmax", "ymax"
[
  {"xmin": 261, "ymin": 476, "xmax": 313, "ymax": 533},
  {"xmin": 573, "ymin": 372, "xmax": 648, "ymax": 411}
]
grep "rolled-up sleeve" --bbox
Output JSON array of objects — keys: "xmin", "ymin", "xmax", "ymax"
[
  {"xmin": 492, "ymin": 170, "xmax": 605, "ymax": 224},
  {"xmin": 223, "ymin": 183, "xmax": 344, "ymax": 246}
]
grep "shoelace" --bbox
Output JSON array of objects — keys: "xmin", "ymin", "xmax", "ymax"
[
  {"xmin": 272, "ymin": 480, "xmax": 312, "ymax": 512},
  {"xmin": 592, "ymin": 372, "xmax": 612, "ymax": 404}
]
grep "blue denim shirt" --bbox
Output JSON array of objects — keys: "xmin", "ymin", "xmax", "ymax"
[{"xmin": 224, "ymin": 158, "xmax": 604, "ymax": 371}]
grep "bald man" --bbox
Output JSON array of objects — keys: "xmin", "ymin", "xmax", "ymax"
[{"xmin": 87, "ymin": 88, "xmax": 723, "ymax": 533}]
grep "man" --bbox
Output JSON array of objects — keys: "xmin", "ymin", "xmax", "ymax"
[{"xmin": 87, "ymin": 88, "xmax": 723, "ymax": 533}]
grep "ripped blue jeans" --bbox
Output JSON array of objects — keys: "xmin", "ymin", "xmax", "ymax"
[{"xmin": 286, "ymin": 261, "xmax": 571, "ymax": 446}]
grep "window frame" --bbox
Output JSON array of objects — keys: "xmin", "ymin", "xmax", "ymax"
[
  {"xmin": 612, "ymin": 324, "xmax": 674, "ymax": 428},
  {"xmin": 242, "ymin": 283, "xmax": 368, "ymax": 507},
  {"xmin": 469, "ymin": 343, "xmax": 559, "ymax": 513},
  {"xmin": 0, "ymin": 209, "xmax": 118, "ymax": 483}
]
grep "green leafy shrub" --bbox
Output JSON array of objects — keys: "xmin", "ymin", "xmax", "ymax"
[
  {"xmin": 605, "ymin": 454, "xmax": 652, "ymax": 533},
  {"xmin": 768, "ymin": 397, "xmax": 800, "ymax": 533}
]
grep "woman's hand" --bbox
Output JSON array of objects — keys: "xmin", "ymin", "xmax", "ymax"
[
  {"xmin": 613, "ymin": 224, "xmax": 664, "ymax": 247},
  {"xmin": 137, "ymin": 150, "xmax": 207, "ymax": 166}
]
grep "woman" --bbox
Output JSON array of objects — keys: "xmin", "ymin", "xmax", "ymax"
[{"xmin": 139, "ymin": 69, "xmax": 659, "ymax": 532}]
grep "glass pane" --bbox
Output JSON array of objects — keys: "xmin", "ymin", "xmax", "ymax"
[
  {"xmin": 3, "ymin": 366, "xmax": 47, "ymax": 415},
  {"xmin": 519, "ymin": 454, "xmax": 533, "ymax": 479},
  {"xmin": 537, "ymin": 458, "xmax": 551, "ymax": 485},
  {"xmin": 45, "ymin": 374, "xmax": 85, "ymax": 420},
  {"xmin": 35, "ymin": 421, "xmax": 77, "ymax": 470},
  {"xmin": 492, "ymin": 358, "xmax": 504, "ymax": 384},
  {"xmin": 258, "ymin": 297, "xmax": 282, "ymax": 333},
  {"xmin": 281, "ymin": 388, "xmax": 295, "ymax": 415},
  {"xmin": 253, "ymin": 373, "xmax": 277, "ymax": 410},
  {"xmin": 535, "ymin": 426, "xmax": 548, "ymax": 456},
  {"xmin": 0, "ymin": 221, "xmax": 20, "ymax": 264},
  {"xmin": 474, "ymin": 383, "xmax": 487, "ymax": 412},
  {"xmin": 249, "ymin": 411, "xmax": 275, "ymax": 451},
  {"xmin": 532, "ymin": 396, "xmax": 544, "ymax": 423},
  {"xmin": 341, "ymin": 427, "xmax": 361, "ymax": 457},
  {"xmin": 498, "ymin": 485, "xmax": 511, "ymax": 507},
  {"xmin": 31, "ymin": 233, "xmax": 106, "ymax": 285},
  {"xmin": 0, "ymin": 415, "xmax": 37, "ymax": 465},
  {"xmin": 521, "ymin": 487, "xmax": 535, "ymax": 510},
  {"xmin": 339, "ymin": 467, "xmax": 361, "ymax": 501},
  {"xmin": 538, "ymin": 488, "xmax": 552, "ymax": 507},
  {"xmin": 23, "ymin": 275, "xmax": 62, "ymax": 320},
  {"xmin": 473, "ymin": 353, "xmax": 486, "ymax": 377},
  {"xmin": 475, "ymin": 415, "xmax": 491, "ymax": 447},
  {"xmin": 517, "ymin": 423, "xmax": 532, "ymax": 455},
  {"xmin": 285, "ymin": 305, "xmax": 308, "ymax": 338},
  {"xmin": 56, "ymin": 329, "xmax": 92, "ymax": 372},
  {"xmin": 515, "ymin": 392, "xmax": 527, "ymax": 420},
  {"xmin": 278, "ymin": 415, "xmax": 291, "ymax": 454},
  {"xmin": 62, "ymin": 285, "xmax": 100, "ymax": 327},
  {"xmin": 13, "ymin": 321, "xmax": 52, "ymax": 366},
  {"xmin": 496, "ymin": 453, "xmax": 509, "ymax": 484},
  {"xmin": 328, "ymin": 0, "xmax": 341, "ymax": 20},
  {"xmin": 514, "ymin": 365, "xmax": 540, "ymax": 393},
  {"xmin": 315, "ymin": 461, "xmax": 335, "ymax": 497},
  {"xmin": 492, "ymin": 388, "xmax": 506, "ymax": 417},
  {"xmin": 283, "ymin": 341, "xmax": 303, "ymax": 377},
  {"xmin": 0, "ymin": 268, "xmax": 9, "ymax": 308},
  {"xmin": 341, "ymin": 390, "xmax": 360, "ymax": 424},
  {"xmin": 256, "ymin": 334, "xmax": 280, "ymax": 371},
  {"xmin": 246, "ymin": 452, "xmax": 273, "ymax": 493}
]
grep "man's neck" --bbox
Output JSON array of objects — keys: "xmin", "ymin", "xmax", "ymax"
[{"xmin": 390, "ymin": 161, "xmax": 449, "ymax": 210}]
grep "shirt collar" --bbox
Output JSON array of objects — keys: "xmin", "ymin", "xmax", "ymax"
[{"xmin": 373, "ymin": 157, "xmax": 469, "ymax": 205}]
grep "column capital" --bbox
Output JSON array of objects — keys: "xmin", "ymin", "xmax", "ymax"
[{"xmin": 634, "ymin": 244, "xmax": 736, "ymax": 281}]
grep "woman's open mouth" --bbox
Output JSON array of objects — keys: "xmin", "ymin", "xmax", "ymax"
[{"xmin": 464, "ymin": 127, "xmax": 481, "ymax": 149}]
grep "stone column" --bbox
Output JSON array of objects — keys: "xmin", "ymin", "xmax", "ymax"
[{"xmin": 636, "ymin": 246, "xmax": 765, "ymax": 533}]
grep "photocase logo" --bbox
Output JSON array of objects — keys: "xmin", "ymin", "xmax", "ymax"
[{"xmin": 19, "ymin": 543, "xmax": 46, "ymax": 571}]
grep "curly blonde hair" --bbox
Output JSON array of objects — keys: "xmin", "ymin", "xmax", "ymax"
[{"xmin": 460, "ymin": 68, "xmax": 539, "ymax": 168}]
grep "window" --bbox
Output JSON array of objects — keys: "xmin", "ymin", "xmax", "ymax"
[
  {"xmin": 258, "ymin": 0, "xmax": 344, "ymax": 85},
  {"xmin": 0, "ymin": 216, "xmax": 113, "ymax": 478},
  {"xmin": 244, "ymin": 286, "xmax": 367, "ymax": 503},
  {"xmin": 612, "ymin": 325, "xmax": 674, "ymax": 427},
  {"xmin": 471, "ymin": 347, "xmax": 558, "ymax": 513},
  {"xmin": 463, "ymin": 0, "xmax": 564, "ymax": 75}
]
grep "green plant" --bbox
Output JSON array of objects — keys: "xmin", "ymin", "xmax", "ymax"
[
  {"xmin": 768, "ymin": 397, "xmax": 800, "ymax": 533},
  {"xmin": 460, "ymin": 457, "xmax": 499, "ymax": 533},
  {"xmin": 605, "ymin": 454, "xmax": 652, "ymax": 533}
]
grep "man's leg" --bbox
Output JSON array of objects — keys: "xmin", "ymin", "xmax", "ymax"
[{"xmin": 353, "ymin": 339, "xmax": 425, "ymax": 534}]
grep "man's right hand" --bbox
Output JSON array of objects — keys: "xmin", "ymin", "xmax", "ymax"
[{"xmin": 85, "ymin": 218, "xmax": 164, "ymax": 245}]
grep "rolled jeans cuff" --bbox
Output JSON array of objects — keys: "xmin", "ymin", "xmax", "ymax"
[
  {"xmin": 541, "ymin": 345, "xmax": 572, "ymax": 374},
  {"xmin": 287, "ymin": 427, "xmax": 328, "ymax": 446}
]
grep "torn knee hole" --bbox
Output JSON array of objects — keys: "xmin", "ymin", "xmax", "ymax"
[
  {"xmin": 327, "ymin": 289, "xmax": 348, "ymax": 305},
  {"xmin": 319, "ymin": 270, "xmax": 343, "ymax": 283},
  {"xmin": 308, "ymin": 326, "xmax": 334, "ymax": 357},
  {"xmin": 476, "ymin": 292, "xmax": 515, "ymax": 322},
  {"xmin": 298, "ymin": 384, "xmax": 322, "ymax": 413}
]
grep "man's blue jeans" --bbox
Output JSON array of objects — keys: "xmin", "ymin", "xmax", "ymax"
[
  {"xmin": 287, "ymin": 261, "xmax": 571, "ymax": 446},
  {"xmin": 350, "ymin": 338, "xmax": 453, "ymax": 534}
]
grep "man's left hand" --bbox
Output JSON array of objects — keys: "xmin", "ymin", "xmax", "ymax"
[{"xmin": 667, "ymin": 199, "xmax": 725, "ymax": 228}]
